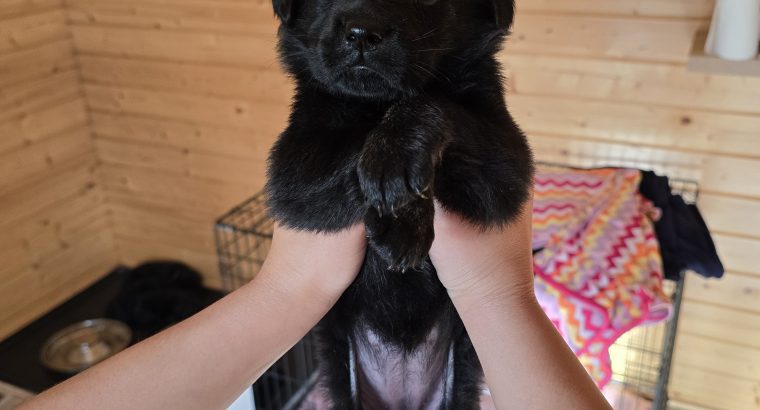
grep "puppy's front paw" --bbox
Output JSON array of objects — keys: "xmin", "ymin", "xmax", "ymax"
[
  {"xmin": 365, "ymin": 198, "xmax": 434, "ymax": 271},
  {"xmin": 357, "ymin": 130, "xmax": 434, "ymax": 216}
]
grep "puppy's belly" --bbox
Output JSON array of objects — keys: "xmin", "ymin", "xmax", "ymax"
[{"xmin": 355, "ymin": 324, "xmax": 450, "ymax": 410}]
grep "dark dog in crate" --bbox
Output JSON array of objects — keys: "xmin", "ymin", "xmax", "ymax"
[{"xmin": 266, "ymin": 0, "xmax": 533, "ymax": 408}]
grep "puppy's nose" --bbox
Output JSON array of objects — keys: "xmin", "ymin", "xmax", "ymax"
[{"xmin": 344, "ymin": 19, "xmax": 385, "ymax": 51}]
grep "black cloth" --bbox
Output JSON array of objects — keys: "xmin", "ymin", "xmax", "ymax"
[
  {"xmin": 106, "ymin": 262, "xmax": 224, "ymax": 342},
  {"xmin": 639, "ymin": 172, "xmax": 724, "ymax": 280}
]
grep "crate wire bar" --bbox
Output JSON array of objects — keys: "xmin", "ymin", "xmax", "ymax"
[{"xmin": 215, "ymin": 172, "xmax": 699, "ymax": 410}]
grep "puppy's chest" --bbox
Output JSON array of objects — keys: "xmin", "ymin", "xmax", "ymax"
[{"xmin": 354, "ymin": 325, "xmax": 452, "ymax": 410}]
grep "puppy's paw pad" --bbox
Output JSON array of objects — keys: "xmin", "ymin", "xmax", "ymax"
[{"xmin": 357, "ymin": 137, "xmax": 434, "ymax": 215}]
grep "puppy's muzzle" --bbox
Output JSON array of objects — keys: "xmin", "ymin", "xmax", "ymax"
[{"xmin": 344, "ymin": 18, "xmax": 386, "ymax": 53}]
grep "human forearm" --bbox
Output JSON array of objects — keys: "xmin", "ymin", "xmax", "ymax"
[
  {"xmin": 451, "ymin": 284, "xmax": 611, "ymax": 410},
  {"xmin": 22, "ymin": 265, "xmax": 340, "ymax": 410},
  {"xmin": 23, "ymin": 225, "xmax": 366, "ymax": 410},
  {"xmin": 431, "ymin": 200, "xmax": 610, "ymax": 409}
]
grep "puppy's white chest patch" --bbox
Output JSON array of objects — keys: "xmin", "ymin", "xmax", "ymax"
[{"xmin": 352, "ymin": 325, "xmax": 453, "ymax": 410}]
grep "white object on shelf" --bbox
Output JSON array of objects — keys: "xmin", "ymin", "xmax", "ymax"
[{"xmin": 705, "ymin": 0, "xmax": 760, "ymax": 61}]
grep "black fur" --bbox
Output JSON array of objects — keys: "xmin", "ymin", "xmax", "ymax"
[{"xmin": 266, "ymin": 0, "xmax": 533, "ymax": 407}]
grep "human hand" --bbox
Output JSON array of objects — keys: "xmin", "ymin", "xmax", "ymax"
[
  {"xmin": 260, "ymin": 224, "xmax": 367, "ymax": 303},
  {"xmin": 429, "ymin": 197, "xmax": 535, "ymax": 308}
]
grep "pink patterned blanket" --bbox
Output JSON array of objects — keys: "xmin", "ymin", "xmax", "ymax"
[{"xmin": 533, "ymin": 165, "xmax": 672, "ymax": 387}]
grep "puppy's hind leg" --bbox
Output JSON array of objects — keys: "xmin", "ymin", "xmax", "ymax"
[
  {"xmin": 315, "ymin": 325, "xmax": 360, "ymax": 410},
  {"xmin": 446, "ymin": 333, "xmax": 483, "ymax": 410}
]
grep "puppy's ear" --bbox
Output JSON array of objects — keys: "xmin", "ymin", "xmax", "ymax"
[
  {"xmin": 491, "ymin": 0, "xmax": 516, "ymax": 30},
  {"xmin": 273, "ymin": 0, "xmax": 294, "ymax": 25}
]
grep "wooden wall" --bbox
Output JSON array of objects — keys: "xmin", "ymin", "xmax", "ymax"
[
  {"xmin": 502, "ymin": 1, "xmax": 760, "ymax": 408},
  {"xmin": 66, "ymin": 0, "xmax": 287, "ymax": 288},
  {"xmin": 15, "ymin": 0, "xmax": 753, "ymax": 407},
  {"xmin": 0, "ymin": 0, "xmax": 117, "ymax": 339}
]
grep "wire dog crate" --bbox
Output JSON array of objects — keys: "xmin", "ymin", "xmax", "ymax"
[
  {"xmin": 215, "ymin": 174, "xmax": 699, "ymax": 409},
  {"xmin": 215, "ymin": 193, "xmax": 319, "ymax": 409}
]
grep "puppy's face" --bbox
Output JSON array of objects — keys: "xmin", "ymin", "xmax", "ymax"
[{"xmin": 273, "ymin": 0, "xmax": 514, "ymax": 100}]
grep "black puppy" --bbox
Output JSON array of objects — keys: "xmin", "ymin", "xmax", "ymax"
[{"xmin": 266, "ymin": 0, "xmax": 533, "ymax": 408}]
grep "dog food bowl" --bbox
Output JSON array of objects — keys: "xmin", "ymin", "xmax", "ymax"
[{"xmin": 40, "ymin": 319, "xmax": 132, "ymax": 374}]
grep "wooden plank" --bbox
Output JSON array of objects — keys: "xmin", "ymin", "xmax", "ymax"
[
  {"xmin": 0, "ymin": 242, "xmax": 30, "ymax": 290},
  {"xmin": 84, "ymin": 84, "xmax": 289, "ymax": 130},
  {"xmin": 502, "ymin": 54, "xmax": 760, "ymax": 116},
  {"xmin": 0, "ymin": 127, "xmax": 94, "ymax": 196},
  {"xmin": 94, "ymin": 137, "xmax": 267, "ymax": 185},
  {"xmin": 0, "ymin": 230, "xmax": 116, "ymax": 339},
  {"xmin": 90, "ymin": 112, "xmax": 277, "ymax": 159},
  {"xmin": 517, "ymin": 0, "xmax": 715, "ymax": 18},
  {"xmin": 0, "ymin": 209, "xmax": 111, "ymax": 289},
  {"xmin": 668, "ymin": 401, "xmax": 715, "ymax": 410},
  {"xmin": 66, "ymin": 0, "xmax": 276, "ymax": 35},
  {"xmin": 507, "ymin": 14, "xmax": 704, "ymax": 63},
  {"xmin": 100, "ymin": 163, "xmax": 263, "ymax": 216},
  {"xmin": 0, "ymin": 187, "xmax": 105, "ymax": 268},
  {"xmin": 0, "ymin": 9, "xmax": 68, "ymax": 54},
  {"xmin": 679, "ymin": 300, "xmax": 760, "ymax": 350},
  {"xmin": 684, "ymin": 271, "xmax": 760, "ymax": 314},
  {"xmin": 529, "ymin": 132, "xmax": 705, "ymax": 177},
  {"xmin": 0, "ymin": 0, "xmax": 61, "ymax": 20},
  {"xmin": 0, "ymin": 220, "xmax": 113, "ymax": 303},
  {"xmin": 0, "ymin": 70, "xmax": 82, "ymax": 123},
  {"xmin": 508, "ymin": 94, "xmax": 760, "ymax": 159},
  {"xmin": 110, "ymin": 202, "xmax": 215, "ymax": 255},
  {"xmin": 0, "ymin": 39, "xmax": 76, "ymax": 89},
  {"xmin": 104, "ymin": 189, "xmax": 225, "ymax": 222},
  {"xmin": 700, "ymin": 194, "xmax": 760, "ymax": 240},
  {"xmin": 672, "ymin": 333, "xmax": 760, "ymax": 382},
  {"xmin": 0, "ymin": 158, "xmax": 99, "ymax": 228},
  {"xmin": 70, "ymin": 25, "xmax": 279, "ymax": 67},
  {"xmin": 713, "ymin": 234, "xmax": 760, "ymax": 275},
  {"xmin": 528, "ymin": 134, "xmax": 760, "ymax": 199},
  {"xmin": 79, "ymin": 55, "xmax": 292, "ymax": 102},
  {"xmin": 669, "ymin": 364, "xmax": 760, "ymax": 410},
  {"xmin": 0, "ymin": 97, "xmax": 88, "ymax": 155}
]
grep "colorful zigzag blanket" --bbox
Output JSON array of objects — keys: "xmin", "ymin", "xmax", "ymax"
[{"xmin": 533, "ymin": 165, "xmax": 672, "ymax": 388}]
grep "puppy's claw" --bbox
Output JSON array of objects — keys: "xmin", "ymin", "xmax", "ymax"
[{"xmin": 417, "ymin": 184, "xmax": 433, "ymax": 199}]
